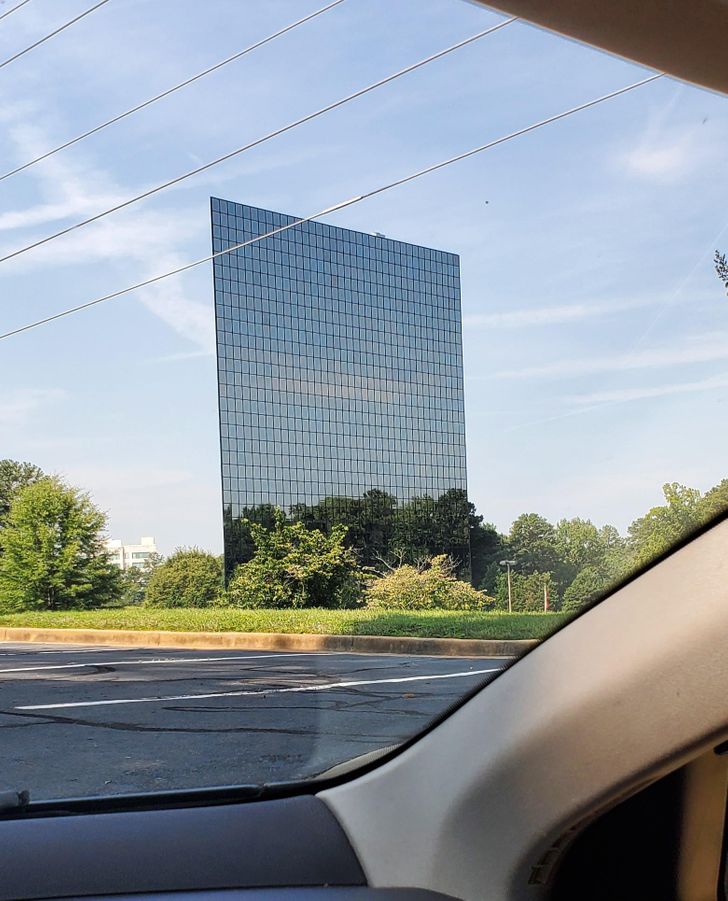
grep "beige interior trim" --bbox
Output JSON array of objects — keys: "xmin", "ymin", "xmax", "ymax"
[
  {"xmin": 677, "ymin": 750, "xmax": 728, "ymax": 901},
  {"xmin": 470, "ymin": 0, "xmax": 728, "ymax": 95},
  {"xmin": 320, "ymin": 519, "xmax": 728, "ymax": 901}
]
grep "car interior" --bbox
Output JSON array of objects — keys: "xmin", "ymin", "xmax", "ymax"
[{"xmin": 1, "ymin": 2, "xmax": 727, "ymax": 900}]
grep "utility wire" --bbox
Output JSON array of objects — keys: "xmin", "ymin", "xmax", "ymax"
[
  {"xmin": 0, "ymin": 16, "xmax": 518, "ymax": 266},
  {"xmin": 0, "ymin": 0, "xmax": 110, "ymax": 70},
  {"xmin": 0, "ymin": 72, "xmax": 662, "ymax": 343},
  {"xmin": 0, "ymin": 0, "xmax": 33, "ymax": 24},
  {"xmin": 0, "ymin": 0, "xmax": 346, "ymax": 183}
]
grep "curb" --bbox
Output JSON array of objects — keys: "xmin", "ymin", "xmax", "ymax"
[{"xmin": 0, "ymin": 626, "xmax": 537, "ymax": 658}]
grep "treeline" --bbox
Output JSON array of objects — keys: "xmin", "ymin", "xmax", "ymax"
[
  {"xmin": 224, "ymin": 488, "xmax": 471, "ymax": 578},
  {"xmin": 226, "ymin": 479, "xmax": 728, "ymax": 611},
  {"xmin": 479, "ymin": 480, "xmax": 728, "ymax": 611},
  {"xmin": 1, "ymin": 458, "xmax": 726, "ymax": 614}
]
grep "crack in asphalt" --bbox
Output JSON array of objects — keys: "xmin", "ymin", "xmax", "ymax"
[
  {"xmin": 168, "ymin": 699, "xmax": 436, "ymax": 718},
  {"xmin": 1, "ymin": 683, "xmax": 458, "ymax": 723},
  {"xmin": 0, "ymin": 717, "xmax": 56, "ymax": 729},
  {"xmin": 6, "ymin": 664, "xmax": 397, "ymax": 687},
  {"xmin": 1, "ymin": 659, "xmax": 435, "ymax": 684},
  {"xmin": 0, "ymin": 707, "xmax": 409, "ymax": 741}
]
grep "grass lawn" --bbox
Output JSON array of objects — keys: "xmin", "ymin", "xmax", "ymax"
[{"xmin": 0, "ymin": 607, "xmax": 570, "ymax": 640}]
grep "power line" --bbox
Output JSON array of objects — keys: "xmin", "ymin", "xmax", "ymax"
[
  {"xmin": 0, "ymin": 72, "xmax": 662, "ymax": 343},
  {"xmin": 0, "ymin": 0, "xmax": 33, "ymax": 24},
  {"xmin": 0, "ymin": 0, "xmax": 346, "ymax": 184},
  {"xmin": 0, "ymin": 0, "xmax": 110, "ymax": 70},
  {"xmin": 0, "ymin": 16, "xmax": 518, "ymax": 266}
]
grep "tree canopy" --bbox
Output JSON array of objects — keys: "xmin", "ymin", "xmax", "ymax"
[
  {"xmin": 701, "ymin": 479, "xmax": 728, "ymax": 522},
  {"xmin": 0, "ymin": 459, "xmax": 44, "ymax": 531},
  {"xmin": 627, "ymin": 482, "xmax": 705, "ymax": 568},
  {"xmin": 230, "ymin": 488, "xmax": 472, "ymax": 578},
  {"xmin": 0, "ymin": 476, "xmax": 119, "ymax": 610},
  {"xmin": 508, "ymin": 513, "xmax": 560, "ymax": 576}
]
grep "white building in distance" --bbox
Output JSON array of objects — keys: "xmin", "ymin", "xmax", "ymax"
[{"xmin": 105, "ymin": 536, "xmax": 158, "ymax": 570}]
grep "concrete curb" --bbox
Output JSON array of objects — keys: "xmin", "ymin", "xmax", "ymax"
[{"xmin": 0, "ymin": 626, "xmax": 537, "ymax": 658}]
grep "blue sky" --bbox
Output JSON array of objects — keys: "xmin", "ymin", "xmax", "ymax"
[{"xmin": 1, "ymin": 0, "xmax": 727, "ymax": 554}]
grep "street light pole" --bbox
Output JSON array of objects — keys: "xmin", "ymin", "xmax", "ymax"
[{"xmin": 499, "ymin": 559, "xmax": 516, "ymax": 614}]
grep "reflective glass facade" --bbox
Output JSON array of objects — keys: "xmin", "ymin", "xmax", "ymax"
[{"xmin": 212, "ymin": 198, "xmax": 469, "ymax": 576}]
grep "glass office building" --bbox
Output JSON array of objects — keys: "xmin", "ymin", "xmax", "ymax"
[{"xmin": 211, "ymin": 198, "xmax": 469, "ymax": 578}]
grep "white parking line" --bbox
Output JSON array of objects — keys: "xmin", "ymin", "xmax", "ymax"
[
  {"xmin": 16, "ymin": 667, "xmax": 502, "ymax": 711},
  {"xmin": 0, "ymin": 652, "xmax": 326, "ymax": 675}
]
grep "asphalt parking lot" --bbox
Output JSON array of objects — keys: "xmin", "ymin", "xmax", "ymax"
[{"xmin": 0, "ymin": 642, "xmax": 507, "ymax": 802}]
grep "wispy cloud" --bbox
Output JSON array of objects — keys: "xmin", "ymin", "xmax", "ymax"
[
  {"xmin": 491, "ymin": 362, "xmax": 728, "ymax": 434},
  {"xmin": 0, "ymin": 108, "xmax": 214, "ymax": 352},
  {"xmin": 623, "ymin": 136, "xmax": 697, "ymax": 181},
  {"xmin": 0, "ymin": 209, "xmax": 200, "ymax": 271},
  {"xmin": 492, "ymin": 332, "xmax": 728, "ymax": 380},
  {"xmin": 462, "ymin": 296, "xmax": 654, "ymax": 330},
  {"xmin": 137, "ymin": 253, "xmax": 216, "ymax": 354},
  {"xmin": 0, "ymin": 120, "xmax": 126, "ymax": 232},
  {"xmin": 0, "ymin": 388, "xmax": 66, "ymax": 427},
  {"xmin": 617, "ymin": 83, "xmax": 723, "ymax": 183},
  {"xmin": 564, "ymin": 371, "xmax": 728, "ymax": 406}
]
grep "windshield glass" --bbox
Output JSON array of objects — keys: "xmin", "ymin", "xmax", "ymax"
[{"xmin": 0, "ymin": 0, "xmax": 726, "ymax": 805}]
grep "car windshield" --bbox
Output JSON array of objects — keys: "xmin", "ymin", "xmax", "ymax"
[{"xmin": 0, "ymin": 0, "xmax": 726, "ymax": 806}]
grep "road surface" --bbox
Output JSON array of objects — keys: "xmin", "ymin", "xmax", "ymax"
[{"xmin": 0, "ymin": 641, "xmax": 508, "ymax": 802}]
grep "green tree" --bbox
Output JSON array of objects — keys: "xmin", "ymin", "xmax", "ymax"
[
  {"xmin": 700, "ymin": 478, "xmax": 728, "ymax": 522},
  {"xmin": 391, "ymin": 494, "xmax": 437, "ymax": 565},
  {"xmin": 555, "ymin": 518, "xmax": 604, "ymax": 569},
  {"xmin": 430, "ymin": 488, "xmax": 472, "ymax": 577},
  {"xmin": 0, "ymin": 459, "xmax": 44, "ymax": 531},
  {"xmin": 477, "ymin": 560, "xmax": 502, "ymax": 594},
  {"xmin": 233, "ymin": 490, "xmax": 476, "ymax": 578},
  {"xmin": 223, "ymin": 503, "xmax": 279, "ymax": 578},
  {"xmin": 491, "ymin": 569, "xmax": 557, "ymax": 612},
  {"xmin": 389, "ymin": 489, "xmax": 473, "ymax": 576},
  {"xmin": 561, "ymin": 543, "xmax": 634, "ymax": 612},
  {"xmin": 144, "ymin": 548, "xmax": 222, "ymax": 608},
  {"xmin": 562, "ymin": 566, "xmax": 606, "ymax": 613},
  {"xmin": 293, "ymin": 490, "xmax": 398, "ymax": 570},
  {"xmin": 226, "ymin": 513, "xmax": 363, "ymax": 609},
  {"xmin": 627, "ymin": 482, "xmax": 704, "ymax": 568},
  {"xmin": 598, "ymin": 524, "xmax": 625, "ymax": 552},
  {"xmin": 118, "ymin": 553, "xmax": 163, "ymax": 605},
  {"xmin": 470, "ymin": 517, "xmax": 504, "ymax": 590},
  {"xmin": 553, "ymin": 517, "xmax": 619, "ymax": 591},
  {"xmin": 0, "ymin": 477, "xmax": 120, "ymax": 610},
  {"xmin": 508, "ymin": 513, "xmax": 559, "ymax": 575},
  {"xmin": 367, "ymin": 554, "xmax": 485, "ymax": 610}
]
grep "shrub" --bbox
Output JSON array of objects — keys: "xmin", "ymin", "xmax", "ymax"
[
  {"xmin": 366, "ymin": 555, "xmax": 486, "ymax": 610},
  {"xmin": 225, "ymin": 515, "xmax": 364, "ymax": 609},
  {"xmin": 144, "ymin": 548, "xmax": 223, "ymax": 608}
]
